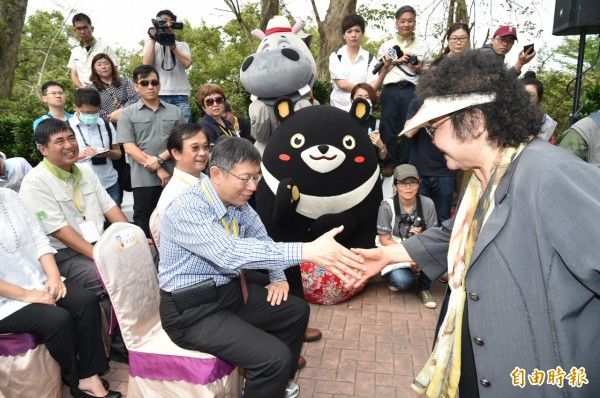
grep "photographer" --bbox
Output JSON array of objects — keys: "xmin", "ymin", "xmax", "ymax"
[
  {"xmin": 376, "ymin": 164, "xmax": 438, "ymax": 308},
  {"xmin": 143, "ymin": 9, "xmax": 192, "ymax": 122},
  {"xmin": 377, "ymin": 6, "xmax": 431, "ymax": 177}
]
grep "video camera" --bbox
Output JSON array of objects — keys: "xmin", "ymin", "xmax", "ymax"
[
  {"xmin": 150, "ymin": 17, "xmax": 183, "ymax": 46},
  {"xmin": 401, "ymin": 214, "xmax": 425, "ymax": 238}
]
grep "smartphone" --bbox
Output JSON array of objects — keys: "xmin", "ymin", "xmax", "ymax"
[{"xmin": 523, "ymin": 44, "xmax": 534, "ymax": 54}]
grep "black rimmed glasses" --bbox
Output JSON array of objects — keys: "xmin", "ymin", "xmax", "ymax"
[
  {"xmin": 496, "ymin": 36, "xmax": 516, "ymax": 45},
  {"xmin": 205, "ymin": 96, "xmax": 225, "ymax": 106},
  {"xmin": 449, "ymin": 36, "xmax": 469, "ymax": 43},
  {"xmin": 424, "ymin": 116, "xmax": 451, "ymax": 138},
  {"xmin": 220, "ymin": 167, "xmax": 262, "ymax": 185},
  {"xmin": 395, "ymin": 180, "xmax": 419, "ymax": 188},
  {"xmin": 138, "ymin": 79, "xmax": 160, "ymax": 87}
]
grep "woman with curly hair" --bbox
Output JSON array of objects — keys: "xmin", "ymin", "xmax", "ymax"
[{"xmin": 352, "ymin": 50, "xmax": 600, "ymax": 398}]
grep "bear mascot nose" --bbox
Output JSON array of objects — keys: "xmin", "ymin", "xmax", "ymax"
[
  {"xmin": 318, "ymin": 145, "xmax": 329, "ymax": 154},
  {"xmin": 281, "ymin": 48, "xmax": 300, "ymax": 61}
]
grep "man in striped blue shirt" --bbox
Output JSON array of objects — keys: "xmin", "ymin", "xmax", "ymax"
[{"xmin": 158, "ymin": 137, "xmax": 365, "ymax": 398}]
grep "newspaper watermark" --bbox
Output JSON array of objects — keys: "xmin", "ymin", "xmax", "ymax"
[{"xmin": 511, "ymin": 366, "xmax": 588, "ymax": 388}]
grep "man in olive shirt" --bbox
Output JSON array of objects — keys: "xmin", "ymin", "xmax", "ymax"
[
  {"xmin": 117, "ymin": 65, "xmax": 184, "ymax": 237},
  {"xmin": 559, "ymin": 111, "xmax": 600, "ymax": 167}
]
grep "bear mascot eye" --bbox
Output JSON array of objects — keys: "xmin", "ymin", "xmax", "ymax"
[
  {"xmin": 342, "ymin": 135, "xmax": 356, "ymax": 150},
  {"xmin": 290, "ymin": 133, "xmax": 305, "ymax": 148}
]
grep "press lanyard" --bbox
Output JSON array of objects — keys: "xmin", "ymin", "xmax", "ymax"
[
  {"xmin": 172, "ymin": 169, "xmax": 195, "ymax": 186},
  {"xmin": 76, "ymin": 123, "xmax": 105, "ymax": 148},
  {"xmin": 200, "ymin": 179, "xmax": 238, "ymax": 237},
  {"xmin": 398, "ymin": 34, "xmax": 416, "ymax": 55},
  {"xmin": 42, "ymin": 162, "xmax": 86, "ymax": 220},
  {"xmin": 217, "ymin": 123, "xmax": 233, "ymax": 138}
]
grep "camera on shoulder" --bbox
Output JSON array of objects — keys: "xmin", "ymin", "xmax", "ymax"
[{"xmin": 149, "ymin": 17, "xmax": 183, "ymax": 47}]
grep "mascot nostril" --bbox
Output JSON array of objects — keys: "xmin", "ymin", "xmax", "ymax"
[
  {"xmin": 241, "ymin": 56, "xmax": 254, "ymax": 72},
  {"xmin": 317, "ymin": 145, "xmax": 329, "ymax": 154},
  {"xmin": 281, "ymin": 48, "xmax": 300, "ymax": 61}
]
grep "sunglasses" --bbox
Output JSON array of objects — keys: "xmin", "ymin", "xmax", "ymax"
[
  {"xmin": 205, "ymin": 96, "xmax": 225, "ymax": 106},
  {"xmin": 138, "ymin": 79, "xmax": 160, "ymax": 87}
]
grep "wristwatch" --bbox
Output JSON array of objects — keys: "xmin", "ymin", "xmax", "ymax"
[{"xmin": 157, "ymin": 155, "xmax": 164, "ymax": 165}]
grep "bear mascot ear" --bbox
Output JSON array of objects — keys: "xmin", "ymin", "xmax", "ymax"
[
  {"xmin": 274, "ymin": 97, "xmax": 295, "ymax": 123},
  {"xmin": 349, "ymin": 97, "xmax": 371, "ymax": 123}
]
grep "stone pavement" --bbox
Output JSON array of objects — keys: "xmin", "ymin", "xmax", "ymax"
[{"xmin": 64, "ymin": 275, "xmax": 444, "ymax": 397}]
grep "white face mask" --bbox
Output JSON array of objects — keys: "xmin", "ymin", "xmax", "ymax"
[{"xmin": 79, "ymin": 112, "xmax": 100, "ymax": 126}]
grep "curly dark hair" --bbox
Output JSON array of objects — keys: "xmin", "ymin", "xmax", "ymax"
[{"xmin": 417, "ymin": 50, "xmax": 540, "ymax": 148}]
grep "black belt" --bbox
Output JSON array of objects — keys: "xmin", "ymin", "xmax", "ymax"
[
  {"xmin": 159, "ymin": 289, "xmax": 172, "ymax": 296},
  {"xmin": 384, "ymin": 81, "xmax": 415, "ymax": 88}
]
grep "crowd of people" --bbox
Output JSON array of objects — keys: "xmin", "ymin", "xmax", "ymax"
[{"xmin": 2, "ymin": 5, "xmax": 599, "ymax": 398}]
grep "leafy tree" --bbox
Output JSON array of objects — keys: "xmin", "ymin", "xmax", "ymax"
[{"xmin": 0, "ymin": 0, "xmax": 28, "ymax": 99}]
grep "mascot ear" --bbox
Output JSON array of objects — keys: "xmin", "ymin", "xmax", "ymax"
[
  {"xmin": 349, "ymin": 98, "xmax": 371, "ymax": 123},
  {"xmin": 274, "ymin": 97, "xmax": 295, "ymax": 122}
]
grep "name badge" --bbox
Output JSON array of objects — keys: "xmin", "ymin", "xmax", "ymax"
[{"xmin": 78, "ymin": 220, "xmax": 101, "ymax": 243}]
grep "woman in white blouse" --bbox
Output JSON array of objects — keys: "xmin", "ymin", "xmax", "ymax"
[{"xmin": 0, "ymin": 188, "xmax": 120, "ymax": 398}]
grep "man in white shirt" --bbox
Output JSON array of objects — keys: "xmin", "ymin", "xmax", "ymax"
[
  {"xmin": 67, "ymin": 13, "xmax": 119, "ymax": 88},
  {"xmin": 155, "ymin": 124, "xmax": 210, "ymax": 216},
  {"xmin": 142, "ymin": 9, "xmax": 192, "ymax": 122}
]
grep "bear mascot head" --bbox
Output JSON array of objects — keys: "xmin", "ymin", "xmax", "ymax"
[{"xmin": 256, "ymin": 98, "xmax": 382, "ymax": 305}]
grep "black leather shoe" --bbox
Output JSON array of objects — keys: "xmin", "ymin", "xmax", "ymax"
[
  {"xmin": 101, "ymin": 379, "xmax": 109, "ymax": 389},
  {"xmin": 71, "ymin": 387, "xmax": 122, "ymax": 398}
]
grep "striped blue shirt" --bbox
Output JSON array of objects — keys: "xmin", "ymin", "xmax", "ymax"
[{"xmin": 158, "ymin": 178, "xmax": 302, "ymax": 291}]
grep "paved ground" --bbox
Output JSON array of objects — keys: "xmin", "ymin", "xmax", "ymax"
[{"xmin": 63, "ymin": 275, "xmax": 444, "ymax": 397}]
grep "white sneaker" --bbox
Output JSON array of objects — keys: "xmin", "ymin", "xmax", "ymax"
[
  {"xmin": 387, "ymin": 283, "xmax": 400, "ymax": 292},
  {"xmin": 418, "ymin": 290, "xmax": 437, "ymax": 309},
  {"xmin": 285, "ymin": 382, "xmax": 300, "ymax": 398}
]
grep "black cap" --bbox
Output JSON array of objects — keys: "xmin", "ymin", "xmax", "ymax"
[{"xmin": 395, "ymin": 6, "xmax": 416, "ymax": 19}]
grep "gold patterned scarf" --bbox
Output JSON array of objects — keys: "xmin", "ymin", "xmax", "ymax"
[{"xmin": 411, "ymin": 142, "xmax": 528, "ymax": 398}]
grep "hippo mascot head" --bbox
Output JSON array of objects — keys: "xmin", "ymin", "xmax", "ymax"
[
  {"xmin": 255, "ymin": 98, "xmax": 383, "ymax": 305},
  {"xmin": 240, "ymin": 16, "xmax": 316, "ymax": 105}
]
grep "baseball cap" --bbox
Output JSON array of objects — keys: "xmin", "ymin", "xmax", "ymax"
[
  {"xmin": 393, "ymin": 164, "xmax": 419, "ymax": 182},
  {"xmin": 494, "ymin": 25, "xmax": 518, "ymax": 39},
  {"xmin": 399, "ymin": 92, "xmax": 497, "ymax": 136}
]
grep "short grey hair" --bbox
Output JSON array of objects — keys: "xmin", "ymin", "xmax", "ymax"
[{"xmin": 208, "ymin": 137, "xmax": 261, "ymax": 172}]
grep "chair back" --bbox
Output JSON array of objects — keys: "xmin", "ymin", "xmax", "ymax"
[{"xmin": 149, "ymin": 209, "xmax": 162, "ymax": 252}]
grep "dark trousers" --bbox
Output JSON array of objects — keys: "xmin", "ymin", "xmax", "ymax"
[
  {"xmin": 419, "ymin": 175, "xmax": 456, "ymax": 223},
  {"xmin": 380, "ymin": 83, "xmax": 416, "ymax": 166},
  {"xmin": 160, "ymin": 278, "xmax": 309, "ymax": 398},
  {"xmin": 0, "ymin": 281, "xmax": 108, "ymax": 388},
  {"xmin": 55, "ymin": 248, "xmax": 111, "ymax": 321},
  {"xmin": 284, "ymin": 265, "xmax": 305, "ymax": 300},
  {"xmin": 132, "ymin": 186, "xmax": 163, "ymax": 237}
]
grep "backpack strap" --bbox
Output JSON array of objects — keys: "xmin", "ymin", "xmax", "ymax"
[{"xmin": 102, "ymin": 118, "xmax": 113, "ymax": 148}]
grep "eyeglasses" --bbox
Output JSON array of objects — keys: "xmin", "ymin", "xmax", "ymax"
[
  {"xmin": 424, "ymin": 116, "xmax": 451, "ymax": 138},
  {"xmin": 495, "ymin": 36, "xmax": 516, "ymax": 45},
  {"xmin": 137, "ymin": 79, "xmax": 160, "ymax": 87},
  {"xmin": 44, "ymin": 91, "xmax": 65, "ymax": 96},
  {"xmin": 395, "ymin": 180, "xmax": 419, "ymax": 188},
  {"xmin": 74, "ymin": 26, "xmax": 91, "ymax": 32},
  {"xmin": 449, "ymin": 36, "xmax": 469, "ymax": 43},
  {"xmin": 220, "ymin": 167, "xmax": 262, "ymax": 185},
  {"xmin": 205, "ymin": 96, "xmax": 225, "ymax": 106}
]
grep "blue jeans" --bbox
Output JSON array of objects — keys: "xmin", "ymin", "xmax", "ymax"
[
  {"xmin": 160, "ymin": 94, "xmax": 192, "ymax": 122},
  {"xmin": 419, "ymin": 175, "xmax": 455, "ymax": 223},
  {"xmin": 387, "ymin": 267, "xmax": 432, "ymax": 292},
  {"xmin": 105, "ymin": 181, "xmax": 122, "ymax": 207},
  {"xmin": 379, "ymin": 83, "xmax": 416, "ymax": 166}
]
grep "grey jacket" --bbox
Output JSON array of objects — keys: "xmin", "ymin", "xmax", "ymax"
[{"xmin": 404, "ymin": 139, "xmax": 600, "ymax": 397}]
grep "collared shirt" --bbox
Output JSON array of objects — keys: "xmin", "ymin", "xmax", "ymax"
[
  {"xmin": 157, "ymin": 178, "xmax": 302, "ymax": 291},
  {"xmin": 155, "ymin": 167, "xmax": 204, "ymax": 217},
  {"xmin": 19, "ymin": 160, "xmax": 116, "ymax": 250},
  {"xmin": 67, "ymin": 38, "xmax": 119, "ymax": 86},
  {"xmin": 378, "ymin": 34, "xmax": 432, "ymax": 86},
  {"xmin": 0, "ymin": 189, "xmax": 57, "ymax": 321},
  {"xmin": 329, "ymin": 45, "xmax": 377, "ymax": 111},
  {"xmin": 0, "ymin": 152, "xmax": 32, "ymax": 193},
  {"xmin": 143, "ymin": 40, "xmax": 191, "ymax": 95},
  {"xmin": 86, "ymin": 78, "xmax": 139, "ymax": 119},
  {"xmin": 69, "ymin": 116, "xmax": 118, "ymax": 189},
  {"xmin": 33, "ymin": 112, "xmax": 74, "ymax": 133},
  {"xmin": 117, "ymin": 100, "xmax": 184, "ymax": 188}
]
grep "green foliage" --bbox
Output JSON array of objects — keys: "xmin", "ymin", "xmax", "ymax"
[
  {"xmin": 0, "ymin": 116, "xmax": 41, "ymax": 165},
  {"xmin": 580, "ymin": 85, "xmax": 600, "ymax": 116}
]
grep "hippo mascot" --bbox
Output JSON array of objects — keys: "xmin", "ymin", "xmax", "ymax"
[
  {"xmin": 256, "ymin": 98, "xmax": 383, "ymax": 305},
  {"xmin": 240, "ymin": 16, "xmax": 317, "ymax": 155}
]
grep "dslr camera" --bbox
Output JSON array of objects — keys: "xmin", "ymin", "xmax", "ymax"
[
  {"xmin": 401, "ymin": 214, "xmax": 425, "ymax": 238},
  {"xmin": 150, "ymin": 17, "xmax": 183, "ymax": 46},
  {"xmin": 406, "ymin": 54, "xmax": 419, "ymax": 65}
]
